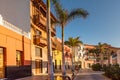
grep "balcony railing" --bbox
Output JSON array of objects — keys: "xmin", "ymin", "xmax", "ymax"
[
  {"xmin": 33, "ymin": 8, "xmax": 46, "ymax": 26},
  {"xmin": 32, "ymin": 9, "xmax": 56, "ymax": 36},
  {"xmin": 33, "ymin": 35, "xmax": 47, "ymax": 47}
]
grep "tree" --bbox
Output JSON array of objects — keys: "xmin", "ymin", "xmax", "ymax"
[
  {"xmin": 46, "ymin": 0, "xmax": 54, "ymax": 80},
  {"xmin": 87, "ymin": 47, "xmax": 100, "ymax": 63},
  {"xmin": 51, "ymin": 0, "xmax": 88, "ymax": 76},
  {"xmin": 96, "ymin": 43, "xmax": 111, "ymax": 66},
  {"xmin": 103, "ymin": 45, "xmax": 114, "ymax": 65},
  {"xmin": 64, "ymin": 37, "xmax": 83, "ymax": 72}
]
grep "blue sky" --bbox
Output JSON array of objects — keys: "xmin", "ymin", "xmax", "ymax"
[{"xmin": 50, "ymin": 0, "xmax": 120, "ymax": 47}]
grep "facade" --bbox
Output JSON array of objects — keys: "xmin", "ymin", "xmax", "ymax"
[
  {"xmin": 75, "ymin": 44, "xmax": 95, "ymax": 69},
  {"xmin": 30, "ymin": 0, "xmax": 57, "ymax": 75},
  {"xmin": 110, "ymin": 48, "xmax": 120, "ymax": 65},
  {"xmin": 64, "ymin": 45, "xmax": 72, "ymax": 70},
  {"xmin": 53, "ymin": 38, "xmax": 62, "ymax": 72},
  {"xmin": 0, "ymin": 15, "xmax": 31, "ymax": 79},
  {"xmin": 53, "ymin": 38, "xmax": 72, "ymax": 73},
  {"xmin": 117, "ymin": 50, "xmax": 120, "ymax": 65},
  {"xmin": 0, "ymin": 0, "xmax": 31, "ymax": 79}
]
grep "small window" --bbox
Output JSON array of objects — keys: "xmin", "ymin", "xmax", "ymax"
[
  {"xmin": 16, "ymin": 51, "xmax": 22, "ymax": 66},
  {"xmin": 55, "ymin": 60, "xmax": 57, "ymax": 69},
  {"xmin": 35, "ymin": 47, "xmax": 42, "ymax": 57},
  {"xmin": 36, "ymin": 30, "xmax": 42, "ymax": 36},
  {"xmin": 59, "ymin": 60, "xmax": 61, "ymax": 69},
  {"xmin": 87, "ymin": 63, "xmax": 91, "ymax": 68}
]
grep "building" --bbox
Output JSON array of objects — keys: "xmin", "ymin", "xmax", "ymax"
[
  {"xmin": 53, "ymin": 38, "xmax": 72, "ymax": 73},
  {"xmin": 75, "ymin": 44, "xmax": 96, "ymax": 69},
  {"xmin": 64, "ymin": 45, "xmax": 72, "ymax": 70},
  {"xmin": 53, "ymin": 38, "xmax": 62, "ymax": 73},
  {"xmin": 84, "ymin": 44, "xmax": 96, "ymax": 69},
  {"xmin": 0, "ymin": 15, "xmax": 31, "ymax": 79},
  {"xmin": 30, "ymin": 0, "xmax": 57, "ymax": 75},
  {"xmin": 0, "ymin": 0, "xmax": 31, "ymax": 79},
  {"xmin": 117, "ymin": 50, "xmax": 120, "ymax": 65},
  {"xmin": 110, "ymin": 47, "xmax": 120, "ymax": 65}
]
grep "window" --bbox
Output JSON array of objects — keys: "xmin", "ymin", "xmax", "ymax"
[
  {"xmin": 35, "ymin": 47, "xmax": 42, "ymax": 57},
  {"xmin": 87, "ymin": 63, "xmax": 91, "ymax": 68},
  {"xmin": 55, "ymin": 60, "xmax": 57, "ymax": 69},
  {"xmin": 0, "ymin": 48, "xmax": 4, "ymax": 78},
  {"xmin": 35, "ymin": 59, "xmax": 42, "ymax": 73},
  {"xmin": 36, "ymin": 30, "xmax": 41, "ymax": 36},
  {"xmin": 16, "ymin": 51, "xmax": 22, "ymax": 66},
  {"xmin": 59, "ymin": 60, "xmax": 61, "ymax": 69},
  {"xmin": 0, "ymin": 48, "xmax": 3, "ymax": 66}
]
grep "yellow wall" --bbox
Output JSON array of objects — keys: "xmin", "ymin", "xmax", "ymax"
[{"xmin": 53, "ymin": 50, "xmax": 62, "ymax": 65}]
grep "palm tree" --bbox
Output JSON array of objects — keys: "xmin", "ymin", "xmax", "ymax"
[
  {"xmin": 51, "ymin": 0, "xmax": 88, "ymax": 76},
  {"xmin": 103, "ymin": 45, "xmax": 114, "ymax": 65},
  {"xmin": 64, "ymin": 37, "xmax": 83, "ymax": 73},
  {"xmin": 46, "ymin": 0, "xmax": 54, "ymax": 80},
  {"xmin": 87, "ymin": 47, "xmax": 101, "ymax": 64},
  {"xmin": 96, "ymin": 43, "xmax": 111, "ymax": 67}
]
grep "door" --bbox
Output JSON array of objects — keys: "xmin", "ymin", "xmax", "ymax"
[
  {"xmin": 0, "ymin": 48, "xmax": 4, "ymax": 78},
  {"xmin": 35, "ymin": 59, "xmax": 42, "ymax": 74}
]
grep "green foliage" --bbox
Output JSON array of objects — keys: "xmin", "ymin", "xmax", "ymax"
[
  {"xmin": 104, "ymin": 64, "xmax": 120, "ymax": 80},
  {"xmin": 64, "ymin": 37, "xmax": 82, "ymax": 47},
  {"xmin": 91, "ymin": 63, "xmax": 102, "ymax": 71}
]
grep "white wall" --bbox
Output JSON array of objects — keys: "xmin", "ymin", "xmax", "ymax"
[{"xmin": 0, "ymin": 0, "xmax": 30, "ymax": 32}]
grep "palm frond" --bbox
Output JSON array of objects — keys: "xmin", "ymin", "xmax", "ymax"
[
  {"xmin": 51, "ymin": 0, "xmax": 63, "ymax": 19},
  {"xmin": 67, "ymin": 8, "xmax": 89, "ymax": 22},
  {"xmin": 65, "ymin": 36, "xmax": 83, "ymax": 47}
]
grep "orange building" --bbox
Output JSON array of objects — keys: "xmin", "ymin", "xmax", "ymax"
[
  {"xmin": 30, "ymin": 0, "xmax": 57, "ymax": 75},
  {"xmin": 0, "ymin": 15, "xmax": 31, "ymax": 79}
]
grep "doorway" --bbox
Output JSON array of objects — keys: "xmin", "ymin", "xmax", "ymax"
[
  {"xmin": 35, "ymin": 59, "xmax": 42, "ymax": 74},
  {"xmin": 0, "ymin": 48, "xmax": 4, "ymax": 78}
]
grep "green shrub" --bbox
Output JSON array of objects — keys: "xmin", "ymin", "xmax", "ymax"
[
  {"xmin": 104, "ymin": 64, "xmax": 120, "ymax": 80},
  {"xmin": 91, "ymin": 63, "xmax": 102, "ymax": 71}
]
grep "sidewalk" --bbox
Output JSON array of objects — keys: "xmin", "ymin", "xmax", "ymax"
[
  {"xmin": 15, "ymin": 73, "xmax": 73, "ymax": 80},
  {"xmin": 15, "ymin": 69, "xmax": 81, "ymax": 80}
]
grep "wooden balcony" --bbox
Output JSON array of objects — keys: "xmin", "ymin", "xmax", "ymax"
[
  {"xmin": 33, "ymin": 14, "xmax": 46, "ymax": 31},
  {"xmin": 33, "ymin": 35, "xmax": 47, "ymax": 47},
  {"xmin": 51, "ymin": 27, "xmax": 56, "ymax": 36}
]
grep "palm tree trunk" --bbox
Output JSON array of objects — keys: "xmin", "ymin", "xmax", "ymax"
[
  {"xmin": 71, "ymin": 47, "xmax": 74, "ymax": 71},
  {"xmin": 73, "ymin": 47, "xmax": 75, "ymax": 70},
  {"xmin": 108, "ymin": 53, "xmax": 110, "ymax": 65},
  {"xmin": 62, "ymin": 25, "xmax": 66, "ymax": 77},
  {"xmin": 46, "ymin": 0, "xmax": 54, "ymax": 80}
]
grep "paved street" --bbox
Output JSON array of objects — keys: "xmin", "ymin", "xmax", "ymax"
[
  {"xmin": 16, "ymin": 69, "xmax": 111, "ymax": 80},
  {"xmin": 74, "ymin": 69, "xmax": 111, "ymax": 80}
]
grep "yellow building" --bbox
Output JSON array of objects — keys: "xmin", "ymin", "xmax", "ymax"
[
  {"xmin": 30, "ymin": 0, "xmax": 57, "ymax": 75},
  {"xmin": 53, "ymin": 38, "xmax": 72, "ymax": 72},
  {"xmin": 53, "ymin": 50, "xmax": 62, "ymax": 72}
]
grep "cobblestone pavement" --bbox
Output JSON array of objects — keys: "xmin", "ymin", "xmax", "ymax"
[{"xmin": 74, "ymin": 69, "xmax": 111, "ymax": 80}]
